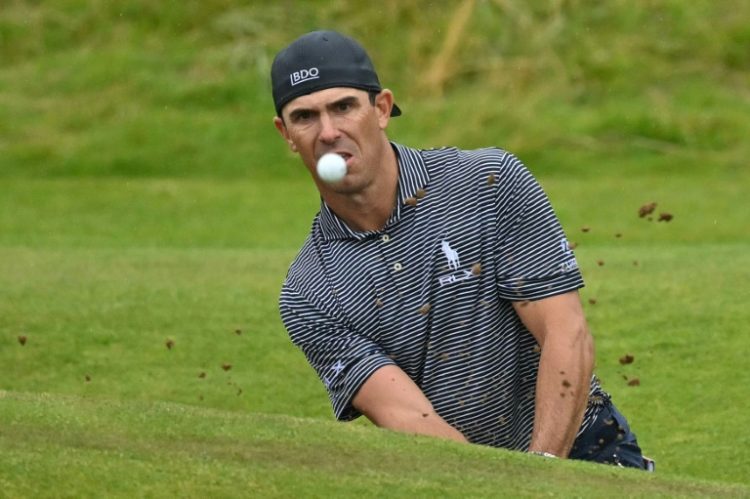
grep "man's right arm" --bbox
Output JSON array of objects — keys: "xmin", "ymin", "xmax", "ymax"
[{"xmin": 352, "ymin": 364, "xmax": 469, "ymax": 443}]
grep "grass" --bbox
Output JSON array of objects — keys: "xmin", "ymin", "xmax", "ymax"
[
  {"xmin": 1, "ymin": 0, "xmax": 749, "ymax": 495},
  {"xmin": 1, "ymin": 173, "xmax": 748, "ymax": 494},
  {"xmin": 1, "ymin": 391, "xmax": 748, "ymax": 498},
  {"xmin": 2, "ymin": 1, "xmax": 749, "ymax": 179}
]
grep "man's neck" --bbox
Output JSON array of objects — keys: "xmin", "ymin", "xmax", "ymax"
[{"xmin": 322, "ymin": 142, "xmax": 399, "ymax": 233}]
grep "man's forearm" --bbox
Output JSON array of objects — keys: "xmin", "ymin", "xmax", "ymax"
[
  {"xmin": 353, "ymin": 364, "xmax": 469, "ymax": 443},
  {"xmin": 373, "ymin": 406, "xmax": 469, "ymax": 443},
  {"xmin": 528, "ymin": 327, "xmax": 594, "ymax": 457}
]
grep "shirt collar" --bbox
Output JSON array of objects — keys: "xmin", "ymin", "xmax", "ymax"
[{"xmin": 317, "ymin": 142, "xmax": 431, "ymax": 241}]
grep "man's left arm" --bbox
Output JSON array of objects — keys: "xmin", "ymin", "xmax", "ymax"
[{"xmin": 512, "ymin": 290, "xmax": 594, "ymax": 458}]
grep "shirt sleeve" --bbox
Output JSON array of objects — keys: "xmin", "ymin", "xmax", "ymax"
[
  {"xmin": 279, "ymin": 283, "xmax": 396, "ymax": 421},
  {"xmin": 493, "ymin": 153, "xmax": 584, "ymax": 301}
]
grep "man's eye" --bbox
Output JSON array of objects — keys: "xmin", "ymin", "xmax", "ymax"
[{"xmin": 336, "ymin": 102, "xmax": 351, "ymax": 111}]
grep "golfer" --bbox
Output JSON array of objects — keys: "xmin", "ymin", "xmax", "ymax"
[{"xmin": 272, "ymin": 30, "xmax": 650, "ymax": 469}]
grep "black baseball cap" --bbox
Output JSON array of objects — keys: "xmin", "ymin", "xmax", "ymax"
[{"xmin": 271, "ymin": 30, "xmax": 402, "ymax": 118}]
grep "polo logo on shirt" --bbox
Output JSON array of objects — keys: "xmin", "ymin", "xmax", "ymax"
[
  {"xmin": 441, "ymin": 240, "xmax": 461, "ymax": 270},
  {"xmin": 290, "ymin": 67, "xmax": 319, "ymax": 86},
  {"xmin": 438, "ymin": 240, "xmax": 477, "ymax": 286}
]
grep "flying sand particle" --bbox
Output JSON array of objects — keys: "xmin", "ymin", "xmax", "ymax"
[
  {"xmin": 471, "ymin": 263, "xmax": 482, "ymax": 275},
  {"xmin": 627, "ymin": 378, "xmax": 641, "ymax": 386},
  {"xmin": 18, "ymin": 335, "xmax": 27, "ymax": 346},
  {"xmin": 581, "ymin": 226, "xmax": 591, "ymax": 233},
  {"xmin": 588, "ymin": 298, "xmax": 597, "ymax": 305},
  {"xmin": 416, "ymin": 188, "xmax": 427, "ymax": 199},
  {"xmin": 222, "ymin": 363, "xmax": 232, "ymax": 371},
  {"xmin": 639, "ymin": 202, "xmax": 657, "ymax": 218},
  {"xmin": 658, "ymin": 212, "xmax": 673, "ymax": 222},
  {"xmin": 487, "ymin": 174, "xmax": 496, "ymax": 185},
  {"xmin": 198, "ymin": 371, "xmax": 206, "ymax": 378},
  {"xmin": 165, "ymin": 339, "xmax": 175, "ymax": 350},
  {"xmin": 597, "ymin": 260, "xmax": 605, "ymax": 266},
  {"xmin": 418, "ymin": 303, "xmax": 432, "ymax": 315},
  {"xmin": 404, "ymin": 197, "xmax": 418, "ymax": 206},
  {"xmin": 619, "ymin": 354, "xmax": 635, "ymax": 365}
]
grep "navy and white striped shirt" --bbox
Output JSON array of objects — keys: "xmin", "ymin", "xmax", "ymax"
[{"xmin": 280, "ymin": 143, "xmax": 607, "ymax": 450}]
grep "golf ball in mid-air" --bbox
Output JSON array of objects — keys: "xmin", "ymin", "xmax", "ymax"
[{"xmin": 316, "ymin": 153, "xmax": 347, "ymax": 183}]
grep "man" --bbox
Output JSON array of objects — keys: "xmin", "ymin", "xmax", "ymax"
[{"xmin": 272, "ymin": 30, "xmax": 650, "ymax": 469}]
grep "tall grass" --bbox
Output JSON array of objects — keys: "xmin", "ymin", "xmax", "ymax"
[{"xmin": 1, "ymin": 0, "xmax": 748, "ymax": 178}]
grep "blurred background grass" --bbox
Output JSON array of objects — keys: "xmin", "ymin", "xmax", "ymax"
[{"xmin": 1, "ymin": 0, "xmax": 748, "ymax": 178}]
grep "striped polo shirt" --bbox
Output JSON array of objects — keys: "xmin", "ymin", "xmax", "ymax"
[{"xmin": 280, "ymin": 142, "xmax": 608, "ymax": 450}]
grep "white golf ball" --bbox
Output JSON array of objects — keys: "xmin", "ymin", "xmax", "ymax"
[{"xmin": 316, "ymin": 153, "xmax": 347, "ymax": 183}]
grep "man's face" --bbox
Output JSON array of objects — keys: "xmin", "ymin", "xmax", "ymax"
[{"xmin": 274, "ymin": 87, "xmax": 393, "ymax": 191}]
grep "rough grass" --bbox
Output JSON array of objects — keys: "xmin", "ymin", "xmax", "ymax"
[
  {"xmin": 1, "ymin": 1, "xmax": 749, "ymax": 178},
  {"xmin": 1, "ymin": 391, "xmax": 748, "ymax": 498}
]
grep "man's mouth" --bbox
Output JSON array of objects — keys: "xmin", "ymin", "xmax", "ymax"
[{"xmin": 336, "ymin": 152, "xmax": 353, "ymax": 165}]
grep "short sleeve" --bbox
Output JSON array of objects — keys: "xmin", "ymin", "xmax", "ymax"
[
  {"xmin": 493, "ymin": 154, "xmax": 583, "ymax": 301},
  {"xmin": 279, "ymin": 284, "xmax": 396, "ymax": 421}
]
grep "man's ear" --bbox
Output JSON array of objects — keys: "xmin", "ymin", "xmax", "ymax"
[
  {"xmin": 273, "ymin": 116, "xmax": 298, "ymax": 152},
  {"xmin": 375, "ymin": 90, "xmax": 394, "ymax": 130}
]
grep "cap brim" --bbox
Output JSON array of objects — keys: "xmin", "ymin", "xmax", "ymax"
[{"xmin": 390, "ymin": 102, "xmax": 402, "ymax": 117}]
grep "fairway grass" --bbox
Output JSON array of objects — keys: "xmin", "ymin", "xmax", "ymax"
[
  {"xmin": 1, "ymin": 175, "xmax": 748, "ymax": 491},
  {"xmin": 1, "ymin": 391, "xmax": 748, "ymax": 498}
]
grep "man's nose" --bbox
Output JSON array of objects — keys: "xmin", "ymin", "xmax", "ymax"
[{"xmin": 318, "ymin": 113, "xmax": 341, "ymax": 144}]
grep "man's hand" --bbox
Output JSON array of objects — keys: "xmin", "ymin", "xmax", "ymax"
[
  {"xmin": 513, "ymin": 291, "xmax": 594, "ymax": 458},
  {"xmin": 352, "ymin": 364, "xmax": 468, "ymax": 443}
]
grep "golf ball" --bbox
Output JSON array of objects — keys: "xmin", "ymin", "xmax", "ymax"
[{"xmin": 316, "ymin": 153, "xmax": 347, "ymax": 183}]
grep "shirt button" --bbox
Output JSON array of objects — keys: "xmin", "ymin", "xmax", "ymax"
[
  {"xmin": 381, "ymin": 234, "xmax": 391, "ymax": 243},
  {"xmin": 393, "ymin": 262, "xmax": 403, "ymax": 271}
]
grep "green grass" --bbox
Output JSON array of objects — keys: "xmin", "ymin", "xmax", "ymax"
[
  {"xmin": 1, "ymin": 391, "xmax": 747, "ymax": 498},
  {"xmin": 2, "ymin": 1, "xmax": 749, "ymax": 179},
  {"xmin": 1, "ymin": 174, "xmax": 748, "ymax": 494},
  {"xmin": 1, "ymin": 0, "xmax": 749, "ymax": 495}
]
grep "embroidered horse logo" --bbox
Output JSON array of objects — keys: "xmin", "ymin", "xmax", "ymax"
[{"xmin": 441, "ymin": 240, "xmax": 460, "ymax": 270}]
